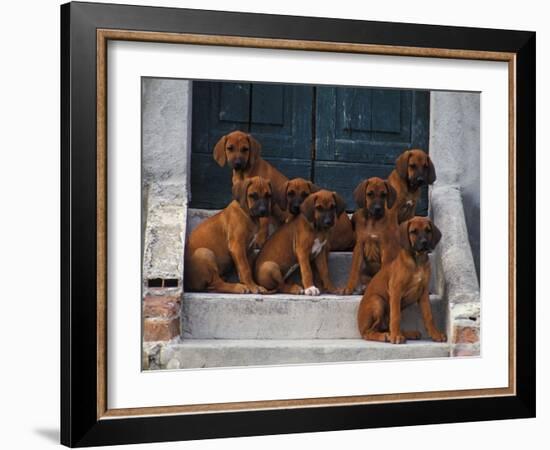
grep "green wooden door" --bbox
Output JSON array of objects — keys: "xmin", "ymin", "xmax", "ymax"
[
  {"xmin": 190, "ymin": 81, "xmax": 313, "ymax": 209},
  {"xmin": 315, "ymin": 87, "xmax": 430, "ymax": 213},
  {"xmin": 190, "ymin": 82, "xmax": 430, "ymax": 213}
]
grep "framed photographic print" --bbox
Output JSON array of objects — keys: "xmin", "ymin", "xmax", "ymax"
[{"xmin": 61, "ymin": 1, "xmax": 535, "ymax": 447}]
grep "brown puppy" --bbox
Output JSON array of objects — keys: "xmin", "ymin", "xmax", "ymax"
[
  {"xmin": 213, "ymin": 130, "xmax": 288, "ymax": 246},
  {"xmin": 213, "ymin": 130, "xmax": 288, "ymax": 189},
  {"xmin": 357, "ymin": 217, "xmax": 447, "ymax": 344},
  {"xmin": 185, "ymin": 176, "xmax": 272, "ymax": 294},
  {"xmin": 255, "ymin": 190, "xmax": 346, "ymax": 295},
  {"xmin": 342, "ymin": 177, "xmax": 398, "ymax": 295},
  {"xmin": 388, "ymin": 149, "xmax": 436, "ymax": 224},
  {"xmin": 276, "ymin": 177, "xmax": 354, "ymax": 251}
]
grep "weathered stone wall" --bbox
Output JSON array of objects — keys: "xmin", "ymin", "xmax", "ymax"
[
  {"xmin": 428, "ymin": 92, "xmax": 480, "ymax": 357},
  {"xmin": 429, "ymin": 92, "xmax": 480, "ymax": 279},
  {"xmin": 141, "ymin": 78, "xmax": 191, "ymax": 283},
  {"xmin": 430, "ymin": 185, "xmax": 480, "ymax": 357},
  {"xmin": 141, "ymin": 78, "xmax": 192, "ymax": 347}
]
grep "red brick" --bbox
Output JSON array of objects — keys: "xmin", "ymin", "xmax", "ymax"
[
  {"xmin": 453, "ymin": 325, "xmax": 479, "ymax": 344},
  {"xmin": 143, "ymin": 295, "xmax": 181, "ymax": 319},
  {"xmin": 143, "ymin": 318, "xmax": 180, "ymax": 341}
]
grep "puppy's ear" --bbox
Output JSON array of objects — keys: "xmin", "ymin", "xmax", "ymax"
[
  {"xmin": 232, "ymin": 179, "xmax": 251, "ymax": 211},
  {"xmin": 308, "ymin": 181, "xmax": 321, "ymax": 193},
  {"xmin": 395, "ymin": 151, "xmax": 410, "ymax": 180},
  {"xmin": 247, "ymin": 134, "xmax": 261, "ymax": 169},
  {"xmin": 213, "ymin": 135, "xmax": 227, "ymax": 167},
  {"xmin": 399, "ymin": 220, "xmax": 412, "ymax": 252},
  {"xmin": 430, "ymin": 222, "xmax": 442, "ymax": 249},
  {"xmin": 385, "ymin": 181, "xmax": 397, "ymax": 209},
  {"xmin": 427, "ymin": 155, "xmax": 437, "ymax": 184},
  {"xmin": 300, "ymin": 192, "xmax": 317, "ymax": 223},
  {"xmin": 333, "ymin": 192, "xmax": 347, "ymax": 217},
  {"xmin": 353, "ymin": 179, "xmax": 368, "ymax": 209},
  {"xmin": 274, "ymin": 180, "xmax": 289, "ymax": 211}
]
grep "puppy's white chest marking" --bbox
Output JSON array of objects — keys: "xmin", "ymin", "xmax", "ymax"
[
  {"xmin": 414, "ymin": 273, "xmax": 425, "ymax": 285},
  {"xmin": 310, "ymin": 238, "xmax": 327, "ymax": 258},
  {"xmin": 248, "ymin": 233, "xmax": 258, "ymax": 250}
]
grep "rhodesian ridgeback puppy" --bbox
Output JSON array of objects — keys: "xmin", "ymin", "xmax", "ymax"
[
  {"xmin": 275, "ymin": 177, "xmax": 354, "ymax": 251},
  {"xmin": 184, "ymin": 176, "xmax": 272, "ymax": 294},
  {"xmin": 342, "ymin": 177, "xmax": 398, "ymax": 295},
  {"xmin": 213, "ymin": 130, "xmax": 288, "ymax": 190},
  {"xmin": 213, "ymin": 130, "xmax": 288, "ymax": 247},
  {"xmin": 254, "ymin": 190, "xmax": 346, "ymax": 295},
  {"xmin": 357, "ymin": 216, "xmax": 447, "ymax": 344},
  {"xmin": 388, "ymin": 149, "xmax": 436, "ymax": 224}
]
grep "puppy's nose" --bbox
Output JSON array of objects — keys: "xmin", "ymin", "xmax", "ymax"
[
  {"xmin": 416, "ymin": 176, "xmax": 425, "ymax": 185},
  {"xmin": 323, "ymin": 217, "xmax": 334, "ymax": 227},
  {"xmin": 373, "ymin": 205, "xmax": 383, "ymax": 214},
  {"xmin": 258, "ymin": 206, "xmax": 267, "ymax": 216},
  {"xmin": 233, "ymin": 160, "xmax": 244, "ymax": 170},
  {"xmin": 419, "ymin": 238, "xmax": 429, "ymax": 249},
  {"xmin": 290, "ymin": 204, "xmax": 300, "ymax": 215}
]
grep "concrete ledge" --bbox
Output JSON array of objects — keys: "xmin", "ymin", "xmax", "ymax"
[
  {"xmin": 143, "ymin": 183, "xmax": 187, "ymax": 282},
  {"xmin": 159, "ymin": 339, "xmax": 450, "ymax": 369},
  {"xmin": 430, "ymin": 185, "xmax": 479, "ymax": 304},
  {"xmin": 430, "ymin": 184, "xmax": 480, "ymax": 356},
  {"xmin": 182, "ymin": 293, "xmax": 446, "ymax": 339}
]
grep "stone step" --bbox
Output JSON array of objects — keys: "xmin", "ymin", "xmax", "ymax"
[
  {"xmin": 220, "ymin": 251, "xmax": 436, "ymax": 292},
  {"xmin": 181, "ymin": 293, "xmax": 446, "ymax": 339},
  {"xmin": 187, "ymin": 209, "xmax": 438, "ymax": 290},
  {"xmin": 160, "ymin": 339, "xmax": 451, "ymax": 369}
]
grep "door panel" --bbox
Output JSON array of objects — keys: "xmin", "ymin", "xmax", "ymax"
[
  {"xmin": 218, "ymin": 83, "xmax": 250, "ymax": 123},
  {"xmin": 190, "ymin": 81, "xmax": 430, "ymax": 215},
  {"xmin": 190, "ymin": 154, "xmax": 311, "ymax": 209},
  {"xmin": 314, "ymin": 161, "xmax": 428, "ymax": 215},
  {"xmin": 191, "ymin": 81, "xmax": 313, "ymax": 208},
  {"xmin": 315, "ymin": 87, "xmax": 430, "ymax": 214}
]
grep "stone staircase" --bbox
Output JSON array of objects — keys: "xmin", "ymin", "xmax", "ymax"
[{"xmin": 155, "ymin": 209, "xmax": 451, "ymax": 370}]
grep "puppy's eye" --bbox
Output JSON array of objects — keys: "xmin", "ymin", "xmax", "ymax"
[
  {"xmin": 227, "ymin": 145, "xmax": 234, "ymax": 151},
  {"xmin": 287, "ymin": 190, "xmax": 295, "ymax": 197},
  {"xmin": 381, "ymin": 191, "xmax": 387, "ymax": 197},
  {"xmin": 265, "ymin": 193, "xmax": 271, "ymax": 198},
  {"xmin": 241, "ymin": 147, "xmax": 249, "ymax": 152},
  {"xmin": 367, "ymin": 191, "xmax": 374, "ymax": 197},
  {"xmin": 315, "ymin": 205, "xmax": 323, "ymax": 211},
  {"xmin": 410, "ymin": 229, "xmax": 417, "ymax": 234},
  {"xmin": 410, "ymin": 163, "xmax": 417, "ymax": 169},
  {"xmin": 301, "ymin": 192, "xmax": 308, "ymax": 198},
  {"xmin": 425, "ymin": 228, "xmax": 431, "ymax": 233},
  {"xmin": 249, "ymin": 193, "xmax": 259, "ymax": 200},
  {"xmin": 424, "ymin": 164, "xmax": 429, "ymax": 169}
]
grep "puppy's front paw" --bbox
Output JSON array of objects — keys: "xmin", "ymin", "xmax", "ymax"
[
  {"xmin": 430, "ymin": 331, "xmax": 447, "ymax": 342},
  {"xmin": 246, "ymin": 284, "xmax": 267, "ymax": 294},
  {"xmin": 388, "ymin": 333, "xmax": 407, "ymax": 344},
  {"xmin": 289, "ymin": 285, "xmax": 304, "ymax": 295},
  {"xmin": 234, "ymin": 283, "xmax": 250, "ymax": 294},
  {"xmin": 304, "ymin": 285, "xmax": 320, "ymax": 296}
]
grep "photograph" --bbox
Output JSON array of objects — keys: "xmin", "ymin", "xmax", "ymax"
[
  {"xmin": 58, "ymin": 2, "xmax": 536, "ymax": 446},
  {"xmin": 141, "ymin": 79, "xmax": 481, "ymax": 370}
]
